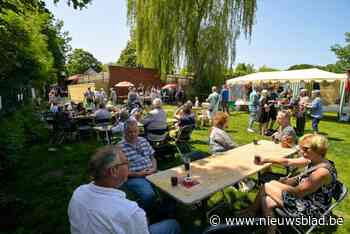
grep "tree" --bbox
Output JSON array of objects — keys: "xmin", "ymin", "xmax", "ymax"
[
  {"xmin": 231, "ymin": 63, "xmax": 255, "ymax": 77},
  {"xmin": 53, "ymin": 0, "xmax": 92, "ymax": 9},
  {"xmin": 66, "ymin": 48, "xmax": 102, "ymax": 75},
  {"xmin": 330, "ymin": 32, "xmax": 350, "ymax": 72},
  {"xmin": 258, "ymin": 65, "xmax": 279, "ymax": 72},
  {"xmin": 117, "ymin": 39, "xmax": 137, "ymax": 67},
  {"xmin": 127, "ymin": 0, "xmax": 257, "ymax": 95},
  {"xmin": 287, "ymin": 64, "xmax": 321, "ymax": 71}
]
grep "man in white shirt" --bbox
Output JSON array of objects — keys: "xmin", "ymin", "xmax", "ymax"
[
  {"xmin": 142, "ymin": 98, "xmax": 168, "ymax": 141},
  {"xmin": 68, "ymin": 145, "xmax": 181, "ymax": 234}
]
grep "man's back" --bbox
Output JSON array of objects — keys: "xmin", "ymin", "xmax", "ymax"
[
  {"xmin": 143, "ymin": 108, "xmax": 167, "ymax": 130},
  {"xmin": 68, "ymin": 183, "xmax": 149, "ymax": 234}
]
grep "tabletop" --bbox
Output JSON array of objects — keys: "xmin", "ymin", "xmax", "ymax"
[{"xmin": 146, "ymin": 140, "xmax": 297, "ymax": 204}]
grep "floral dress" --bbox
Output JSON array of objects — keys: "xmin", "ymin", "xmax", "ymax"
[{"xmin": 282, "ymin": 160, "xmax": 337, "ymax": 217}]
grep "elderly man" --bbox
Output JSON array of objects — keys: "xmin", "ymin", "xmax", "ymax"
[
  {"xmin": 272, "ymin": 110, "xmax": 297, "ymax": 147},
  {"xmin": 142, "ymin": 98, "xmax": 168, "ymax": 141},
  {"xmin": 94, "ymin": 103, "xmax": 112, "ymax": 122},
  {"xmin": 309, "ymin": 90, "xmax": 323, "ymax": 133},
  {"xmin": 68, "ymin": 145, "xmax": 180, "ymax": 234},
  {"xmin": 206, "ymin": 86, "xmax": 220, "ymax": 121},
  {"xmin": 119, "ymin": 119, "xmax": 158, "ymax": 213}
]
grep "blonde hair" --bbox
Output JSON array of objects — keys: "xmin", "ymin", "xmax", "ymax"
[
  {"xmin": 212, "ymin": 111, "xmax": 229, "ymax": 128},
  {"xmin": 299, "ymin": 134, "xmax": 329, "ymax": 157}
]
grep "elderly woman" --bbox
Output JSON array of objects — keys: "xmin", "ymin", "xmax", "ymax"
[
  {"xmin": 209, "ymin": 111, "xmax": 237, "ymax": 154},
  {"xmin": 246, "ymin": 134, "xmax": 337, "ymax": 234}
]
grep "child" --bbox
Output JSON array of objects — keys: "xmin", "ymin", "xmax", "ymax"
[{"xmin": 194, "ymin": 96, "xmax": 200, "ymax": 107}]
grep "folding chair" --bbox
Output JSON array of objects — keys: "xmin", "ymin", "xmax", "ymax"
[
  {"xmin": 275, "ymin": 180, "xmax": 348, "ymax": 234},
  {"xmin": 145, "ymin": 128, "xmax": 176, "ymax": 159}
]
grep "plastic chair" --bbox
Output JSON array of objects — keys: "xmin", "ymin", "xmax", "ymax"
[{"xmin": 275, "ymin": 180, "xmax": 348, "ymax": 234}]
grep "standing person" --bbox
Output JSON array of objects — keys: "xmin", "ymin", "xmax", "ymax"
[
  {"xmin": 267, "ymin": 87, "xmax": 279, "ymax": 132},
  {"xmin": 258, "ymin": 89, "xmax": 270, "ymax": 136},
  {"xmin": 220, "ymin": 84, "xmax": 230, "ymax": 114},
  {"xmin": 68, "ymin": 145, "xmax": 181, "ymax": 234},
  {"xmin": 84, "ymin": 87, "xmax": 95, "ymax": 102},
  {"xmin": 295, "ymin": 89, "xmax": 310, "ymax": 135},
  {"xmin": 110, "ymin": 87, "xmax": 117, "ymax": 105},
  {"xmin": 100, "ymin": 88, "xmax": 107, "ymax": 104},
  {"xmin": 175, "ymin": 86, "xmax": 185, "ymax": 106},
  {"xmin": 247, "ymin": 87, "xmax": 260, "ymax": 133},
  {"xmin": 206, "ymin": 86, "xmax": 220, "ymax": 122},
  {"xmin": 309, "ymin": 90, "xmax": 323, "ymax": 133}
]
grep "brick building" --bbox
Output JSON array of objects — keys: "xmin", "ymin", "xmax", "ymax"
[{"xmin": 108, "ymin": 65, "xmax": 161, "ymax": 96}]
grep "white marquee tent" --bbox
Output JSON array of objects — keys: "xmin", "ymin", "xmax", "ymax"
[
  {"xmin": 226, "ymin": 68, "xmax": 349, "ymax": 119},
  {"xmin": 226, "ymin": 68, "xmax": 346, "ymax": 84}
]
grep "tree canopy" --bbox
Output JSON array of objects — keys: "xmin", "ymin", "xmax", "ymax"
[
  {"xmin": 66, "ymin": 48, "xmax": 102, "ymax": 76},
  {"xmin": 0, "ymin": 0, "xmax": 70, "ymax": 87},
  {"xmin": 117, "ymin": 38, "xmax": 137, "ymax": 68},
  {"xmin": 127, "ymin": 0, "xmax": 257, "ymax": 95},
  {"xmin": 330, "ymin": 32, "xmax": 350, "ymax": 72}
]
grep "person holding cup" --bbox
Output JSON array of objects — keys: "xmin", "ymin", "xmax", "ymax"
[
  {"xmin": 246, "ymin": 134, "xmax": 338, "ymax": 234},
  {"xmin": 271, "ymin": 110, "xmax": 297, "ymax": 148}
]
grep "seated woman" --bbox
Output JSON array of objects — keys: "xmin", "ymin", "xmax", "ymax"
[
  {"xmin": 209, "ymin": 112, "xmax": 254, "ymax": 192},
  {"xmin": 170, "ymin": 101, "xmax": 195, "ymax": 137},
  {"xmin": 247, "ymin": 134, "xmax": 337, "ymax": 234},
  {"xmin": 208, "ymin": 111, "xmax": 237, "ymax": 154}
]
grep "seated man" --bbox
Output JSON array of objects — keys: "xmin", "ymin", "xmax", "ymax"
[
  {"xmin": 142, "ymin": 98, "xmax": 168, "ymax": 141},
  {"xmin": 68, "ymin": 145, "xmax": 180, "ymax": 234},
  {"xmin": 119, "ymin": 119, "xmax": 158, "ymax": 213},
  {"xmin": 272, "ymin": 110, "xmax": 297, "ymax": 147},
  {"xmin": 94, "ymin": 103, "xmax": 112, "ymax": 123}
]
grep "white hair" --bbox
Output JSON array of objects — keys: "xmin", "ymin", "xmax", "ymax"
[{"xmin": 152, "ymin": 98, "xmax": 162, "ymax": 108}]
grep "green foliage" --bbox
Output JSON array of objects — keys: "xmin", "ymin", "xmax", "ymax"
[
  {"xmin": 258, "ymin": 65, "xmax": 279, "ymax": 72},
  {"xmin": 330, "ymin": 32, "xmax": 350, "ymax": 72},
  {"xmin": 0, "ymin": 0, "xmax": 71, "ymax": 90},
  {"xmin": 0, "ymin": 104, "xmax": 48, "ymax": 180},
  {"xmin": 127, "ymin": 0, "xmax": 257, "ymax": 95},
  {"xmin": 53, "ymin": 0, "xmax": 92, "ymax": 9},
  {"xmin": 287, "ymin": 64, "xmax": 321, "ymax": 70},
  {"xmin": 66, "ymin": 48, "xmax": 103, "ymax": 76},
  {"xmin": 117, "ymin": 38, "xmax": 137, "ymax": 67},
  {"xmin": 229, "ymin": 63, "xmax": 256, "ymax": 77}
]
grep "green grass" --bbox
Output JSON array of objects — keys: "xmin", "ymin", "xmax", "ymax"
[{"xmin": 4, "ymin": 105, "xmax": 350, "ymax": 234}]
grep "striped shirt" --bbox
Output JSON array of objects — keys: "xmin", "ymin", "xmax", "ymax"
[{"xmin": 119, "ymin": 137, "xmax": 155, "ymax": 173}]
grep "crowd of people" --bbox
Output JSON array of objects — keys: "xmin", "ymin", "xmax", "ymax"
[
  {"xmin": 50, "ymin": 83, "xmax": 341, "ymax": 234},
  {"xmin": 247, "ymin": 86, "xmax": 323, "ymax": 136}
]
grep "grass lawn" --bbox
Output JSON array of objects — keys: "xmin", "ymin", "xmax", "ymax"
[{"xmin": 5, "ymin": 105, "xmax": 350, "ymax": 234}]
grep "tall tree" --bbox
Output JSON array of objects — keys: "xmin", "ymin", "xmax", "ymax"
[
  {"xmin": 330, "ymin": 32, "xmax": 350, "ymax": 72},
  {"xmin": 127, "ymin": 0, "xmax": 257, "ymax": 95},
  {"xmin": 66, "ymin": 48, "xmax": 102, "ymax": 75},
  {"xmin": 117, "ymin": 39, "xmax": 137, "ymax": 67}
]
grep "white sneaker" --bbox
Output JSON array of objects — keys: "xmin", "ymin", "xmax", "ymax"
[{"xmin": 247, "ymin": 128, "xmax": 255, "ymax": 133}]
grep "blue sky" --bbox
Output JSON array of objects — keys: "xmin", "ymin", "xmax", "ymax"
[{"xmin": 45, "ymin": 0, "xmax": 350, "ymax": 70}]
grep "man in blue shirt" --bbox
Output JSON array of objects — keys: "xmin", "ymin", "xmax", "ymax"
[
  {"xmin": 220, "ymin": 84, "xmax": 230, "ymax": 113},
  {"xmin": 309, "ymin": 90, "xmax": 323, "ymax": 133}
]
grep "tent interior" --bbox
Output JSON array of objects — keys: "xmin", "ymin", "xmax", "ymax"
[{"xmin": 226, "ymin": 68, "xmax": 350, "ymax": 120}]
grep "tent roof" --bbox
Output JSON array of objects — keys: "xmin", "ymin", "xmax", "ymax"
[{"xmin": 226, "ymin": 68, "xmax": 346, "ymax": 85}]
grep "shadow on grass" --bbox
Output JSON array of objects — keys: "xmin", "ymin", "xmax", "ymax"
[
  {"xmin": 191, "ymin": 139, "xmax": 208, "ymax": 145},
  {"xmin": 327, "ymin": 137, "xmax": 345, "ymax": 142}
]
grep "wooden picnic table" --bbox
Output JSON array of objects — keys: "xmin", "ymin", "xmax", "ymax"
[{"xmin": 147, "ymin": 140, "xmax": 297, "ymax": 205}]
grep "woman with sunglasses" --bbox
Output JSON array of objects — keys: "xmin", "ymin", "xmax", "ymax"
[{"xmin": 241, "ymin": 134, "xmax": 338, "ymax": 234}]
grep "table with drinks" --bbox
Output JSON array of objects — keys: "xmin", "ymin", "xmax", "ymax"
[{"xmin": 146, "ymin": 140, "xmax": 298, "ymax": 222}]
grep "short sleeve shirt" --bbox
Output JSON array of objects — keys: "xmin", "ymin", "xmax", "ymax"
[{"xmin": 120, "ymin": 137, "xmax": 155, "ymax": 172}]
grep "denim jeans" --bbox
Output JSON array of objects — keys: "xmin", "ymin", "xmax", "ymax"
[
  {"xmin": 149, "ymin": 219, "xmax": 181, "ymax": 234},
  {"xmin": 312, "ymin": 117, "xmax": 321, "ymax": 133},
  {"xmin": 248, "ymin": 112, "xmax": 257, "ymax": 129},
  {"xmin": 124, "ymin": 177, "xmax": 156, "ymax": 213}
]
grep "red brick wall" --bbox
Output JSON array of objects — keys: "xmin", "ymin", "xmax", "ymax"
[{"xmin": 108, "ymin": 66, "xmax": 162, "ymax": 96}]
